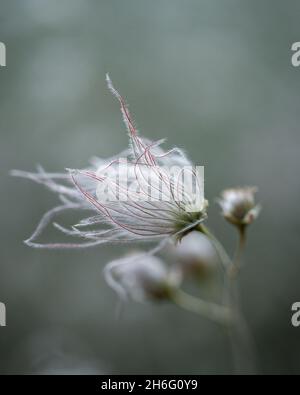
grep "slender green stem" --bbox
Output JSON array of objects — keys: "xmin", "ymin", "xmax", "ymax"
[
  {"xmin": 197, "ymin": 224, "xmax": 231, "ymax": 271},
  {"xmin": 196, "ymin": 224, "xmax": 257, "ymax": 374},
  {"xmin": 169, "ymin": 288, "xmax": 231, "ymax": 326},
  {"xmin": 226, "ymin": 229, "xmax": 257, "ymax": 374},
  {"xmin": 228, "ymin": 226, "xmax": 246, "ymax": 279}
]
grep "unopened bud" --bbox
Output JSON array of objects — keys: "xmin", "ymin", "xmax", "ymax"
[
  {"xmin": 167, "ymin": 231, "xmax": 218, "ymax": 280},
  {"xmin": 218, "ymin": 187, "xmax": 261, "ymax": 229},
  {"xmin": 104, "ymin": 253, "xmax": 174, "ymax": 302}
]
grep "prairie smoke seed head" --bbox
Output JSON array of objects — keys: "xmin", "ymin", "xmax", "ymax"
[
  {"xmin": 11, "ymin": 76, "xmax": 206, "ymax": 249},
  {"xmin": 218, "ymin": 187, "xmax": 261, "ymax": 229}
]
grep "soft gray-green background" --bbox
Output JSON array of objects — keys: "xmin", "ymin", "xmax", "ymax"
[{"xmin": 0, "ymin": 0, "xmax": 300, "ymax": 374}]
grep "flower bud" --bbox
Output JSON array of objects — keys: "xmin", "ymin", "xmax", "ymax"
[
  {"xmin": 104, "ymin": 254, "xmax": 174, "ymax": 302},
  {"xmin": 218, "ymin": 187, "xmax": 261, "ymax": 228},
  {"xmin": 167, "ymin": 231, "xmax": 218, "ymax": 280}
]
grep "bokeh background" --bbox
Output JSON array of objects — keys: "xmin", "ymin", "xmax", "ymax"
[{"xmin": 1, "ymin": 0, "xmax": 300, "ymax": 374}]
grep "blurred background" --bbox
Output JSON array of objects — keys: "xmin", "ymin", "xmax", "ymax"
[{"xmin": 0, "ymin": 0, "xmax": 300, "ymax": 374}]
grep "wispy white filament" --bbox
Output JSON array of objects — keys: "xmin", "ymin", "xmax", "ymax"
[{"xmin": 11, "ymin": 76, "xmax": 207, "ymax": 249}]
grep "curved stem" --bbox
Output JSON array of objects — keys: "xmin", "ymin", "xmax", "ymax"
[
  {"xmin": 169, "ymin": 288, "xmax": 231, "ymax": 326},
  {"xmin": 197, "ymin": 224, "xmax": 231, "ymax": 271}
]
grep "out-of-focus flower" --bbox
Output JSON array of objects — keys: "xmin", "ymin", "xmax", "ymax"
[
  {"xmin": 167, "ymin": 231, "xmax": 218, "ymax": 279},
  {"xmin": 11, "ymin": 75, "xmax": 207, "ymax": 249},
  {"xmin": 218, "ymin": 187, "xmax": 261, "ymax": 228},
  {"xmin": 104, "ymin": 253, "xmax": 176, "ymax": 302}
]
